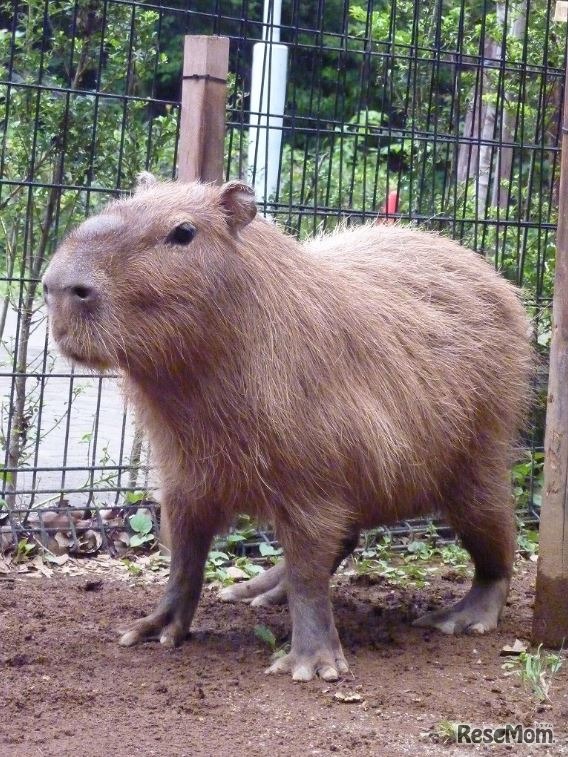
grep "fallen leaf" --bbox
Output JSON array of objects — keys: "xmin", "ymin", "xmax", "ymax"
[
  {"xmin": 29, "ymin": 555, "xmax": 53, "ymax": 578},
  {"xmin": 44, "ymin": 553, "xmax": 69, "ymax": 566},
  {"xmin": 54, "ymin": 532, "xmax": 72, "ymax": 549}
]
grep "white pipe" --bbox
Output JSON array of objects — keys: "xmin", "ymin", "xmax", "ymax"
[
  {"xmin": 262, "ymin": 0, "xmax": 282, "ymax": 42},
  {"xmin": 248, "ymin": 42, "xmax": 288, "ymax": 208}
]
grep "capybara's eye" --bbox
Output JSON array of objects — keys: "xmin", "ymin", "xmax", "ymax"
[{"xmin": 165, "ymin": 223, "xmax": 196, "ymax": 245}]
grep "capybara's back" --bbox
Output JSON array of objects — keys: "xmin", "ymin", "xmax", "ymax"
[
  {"xmin": 43, "ymin": 178, "xmax": 533, "ymax": 682},
  {"xmin": 297, "ymin": 224, "xmax": 532, "ymax": 529}
]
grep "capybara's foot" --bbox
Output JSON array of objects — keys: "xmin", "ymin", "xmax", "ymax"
[
  {"xmin": 219, "ymin": 560, "xmax": 287, "ymax": 606},
  {"xmin": 265, "ymin": 643, "xmax": 349, "ymax": 682},
  {"xmin": 413, "ymin": 577, "xmax": 509, "ymax": 634},
  {"xmin": 119, "ymin": 607, "xmax": 187, "ymax": 648}
]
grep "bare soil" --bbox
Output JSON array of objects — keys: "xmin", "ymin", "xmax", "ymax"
[{"xmin": 1, "ymin": 560, "xmax": 567, "ymax": 756}]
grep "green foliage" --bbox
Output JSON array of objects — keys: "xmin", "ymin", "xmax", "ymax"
[
  {"xmin": 512, "ymin": 451, "xmax": 544, "ymax": 510},
  {"xmin": 124, "ymin": 491, "xmax": 148, "ymax": 506},
  {"xmin": 128, "ymin": 510, "xmax": 155, "ymax": 548},
  {"xmin": 426, "ymin": 719, "xmax": 461, "ymax": 745},
  {"xmin": 254, "ymin": 624, "xmax": 277, "ymax": 651},
  {"xmin": 121, "ymin": 557, "xmax": 143, "ymax": 577},
  {"xmin": 258, "ymin": 542, "xmax": 283, "ymax": 558},
  {"xmin": 254, "ymin": 623, "xmax": 289, "ymax": 660},
  {"xmin": 517, "ymin": 526, "xmax": 539, "ymax": 557},
  {"xmin": 354, "ymin": 533, "xmax": 472, "ymax": 586},
  {"xmin": 502, "ymin": 644, "xmax": 564, "ymax": 702},
  {"xmin": 13, "ymin": 537, "xmax": 35, "ymax": 563}
]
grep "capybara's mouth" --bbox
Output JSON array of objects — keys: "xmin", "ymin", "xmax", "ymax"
[{"xmin": 52, "ymin": 330, "xmax": 114, "ymax": 372}]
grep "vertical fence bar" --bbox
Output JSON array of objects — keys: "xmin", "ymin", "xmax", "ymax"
[
  {"xmin": 532, "ymin": 7, "xmax": 568, "ymax": 647},
  {"xmin": 178, "ymin": 35, "xmax": 230, "ymax": 183}
]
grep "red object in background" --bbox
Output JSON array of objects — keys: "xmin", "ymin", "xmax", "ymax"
[{"xmin": 376, "ymin": 190, "xmax": 399, "ymax": 224}]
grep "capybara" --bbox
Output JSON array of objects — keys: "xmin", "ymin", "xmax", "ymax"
[{"xmin": 42, "ymin": 176, "xmax": 533, "ymax": 682}]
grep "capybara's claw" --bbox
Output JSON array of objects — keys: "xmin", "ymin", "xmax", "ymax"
[
  {"xmin": 265, "ymin": 649, "xmax": 348, "ymax": 682},
  {"xmin": 118, "ymin": 608, "xmax": 185, "ymax": 647},
  {"xmin": 118, "ymin": 628, "xmax": 142, "ymax": 647},
  {"xmin": 413, "ymin": 578, "xmax": 508, "ymax": 635}
]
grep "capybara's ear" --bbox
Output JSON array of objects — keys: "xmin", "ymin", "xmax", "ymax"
[
  {"xmin": 219, "ymin": 181, "xmax": 257, "ymax": 232},
  {"xmin": 135, "ymin": 171, "xmax": 158, "ymax": 192}
]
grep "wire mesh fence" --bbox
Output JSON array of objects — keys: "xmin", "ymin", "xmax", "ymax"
[{"xmin": 0, "ymin": 0, "xmax": 561, "ymax": 554}]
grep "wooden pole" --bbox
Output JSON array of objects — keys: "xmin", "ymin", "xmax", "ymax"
[
  {"xmin": 177, "ymin": 35, "xmax": 230, "ymax": 183},
  {"xmin": 160, "ymin": 36, "xmax": 229, "ymax": 553},
  {"xmin": 532, "ymin": 17, "xmax": 568, "ymax": 647}
]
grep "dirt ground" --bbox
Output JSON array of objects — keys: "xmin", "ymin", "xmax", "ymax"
[{"xmin": 1, "ymin": 559, "xmax": 567, "ymax": 757}]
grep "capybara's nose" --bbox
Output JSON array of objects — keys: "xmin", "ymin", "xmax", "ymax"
[{"xmin": 42, "ymin": 273, "xmax": 97, "ymax": 308}]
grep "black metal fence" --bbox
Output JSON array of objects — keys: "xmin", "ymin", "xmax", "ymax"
[{"xmin": 0, "ymin": 0, "xmax": 561, "ymax": 552}]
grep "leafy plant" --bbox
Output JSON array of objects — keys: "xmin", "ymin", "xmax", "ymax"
[
  {"xmin": 425, "ymin": 719, "xmax": 460, "ymax": 745},
  {"xmin": 512, "ymin": 452, "xmax": 544, "ymax": 510},
  {"xmin": 128, "ymin": 510, "xmax": 155, "ymax": 549},
  {"xmin": 205, "ymin": 550, "xmax": 233, "ymax": 585},
  {"xmin": 517, "ymin": 524, "xmax": 539, "ymax": 558},
  {"xmin": 124, "ymin": 491, "xmax": 148, "ymax": 506},
  {"xmin": 13, "ymin": 537, "xmax": 35, "ymax": 563},
  {"xmin": 502, "ymin": 644, "xmax": 564, "ymax": 702},
  {"xmin": 121, "ymin": 557, "xmax": 143, "ymax": 577},
  {"xmin": 254, "ymin": 624, "xmax": 289, "ymax": 660},
  {"xmin": 258, "ymin": 542, "xmax": 283, "ymax": 559}
]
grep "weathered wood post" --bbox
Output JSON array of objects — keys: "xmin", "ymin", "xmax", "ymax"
[
  {"xmin": 159, "ymin": 35, "xmax": 230, "ymax": 552},
  {"xmin": 532, "ymin": 5, "xmax": 568, "ymax": 647},
  {"xmin": 178, "ymin": 35, "xmax": 230, "ymax": 183}
]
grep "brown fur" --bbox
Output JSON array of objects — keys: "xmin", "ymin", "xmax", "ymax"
[{"xmin": 43, "ymin": 179, "xmax": 533, "ymax": 675}]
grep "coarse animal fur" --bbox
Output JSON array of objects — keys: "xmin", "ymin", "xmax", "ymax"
[{"xmin": 43, "ymin": 178, "xmax": 533, "ymax": 682}]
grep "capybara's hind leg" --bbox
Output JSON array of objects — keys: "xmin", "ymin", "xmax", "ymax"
[
  {"xmin": 219, "ymin": 560, "xmax": 287, "ymax": 606},
  {"xmin": 414, "ymin": 463, "xmax": 515, "ymax": 635},
  {"xmin": 219, "ymin": 529, "xmax": 360, "ymax": 607}
]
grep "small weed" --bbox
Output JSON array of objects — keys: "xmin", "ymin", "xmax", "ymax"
[
  {"xmin": 258, "ymin": 542, "xmax": 283, "ymax": 559},
  {"xmin": 205, "ymin": 551, "xmax": 266, "ymax": 585},
  {"xmin": 254, "ymin": 624, "xmax": 289, "ymax": 660},
  {"xmin": 124, "ymin": 490, "xmax": 148, "ymax": 505},
  {"xmin": 512, "ymin": 451, "xmax": 544, "ymax": 509},
  {"xmin": 353, "ymin": 536, "xmax": 468, "ymax": 588},
  {"xmin": 121, "ymin": 558, "xmax": 143, "ymax": 577},
  {"xmin": 128, "ymin": 510, "xmax": 155, "ymax": 549},
  {"xmin": 502, "ymin": 644, "xmax": 564, "ymax": 702},
  {"xmin": 353, "ymin": 554, "xmax": 434, "ymax": 588},
  {"xmin": 425, "ymin": 719, "xmax": 460, "ymax": 744},
  {"xmin": 234, "ymin": 555, "xmax": 265, "ymax": 578},
  {"xmin": 224, "ymin": 515, "xmax": 258, "ymax": 553},
  {"xmin": 437, "ymin": 544, "xmax": 470, "ymax": 573},
  {"xmin": 13, "ymin": 537, "xmax": 35, "ymax": 563},
  {"xmin": 517, "ymin": 523, "xmax": 539, "ymax": 558},
  {"xmin": 205, "ymin": 550, "xmax": 232, "ymax": 585}
]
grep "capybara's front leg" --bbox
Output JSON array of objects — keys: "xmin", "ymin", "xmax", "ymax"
[
  {"xmin": 119, "ymin": 496, "xmax": 217, "ymax": 648},
  {"xmin": 266, "ymin": 557, "xmax": 348, "ymax": 682}
]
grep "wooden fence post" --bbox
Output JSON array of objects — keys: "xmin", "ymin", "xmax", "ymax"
[
  {"xmin": 159, "ymin": 35, "xmax": 229, "ymax": 553},
  {"xmin": 177, "ymin": 35, "xmax": 230, "ymax": 183},
  {"xmin": 532, "ymin": 13, "xmax": 568, "ymax": 647}
]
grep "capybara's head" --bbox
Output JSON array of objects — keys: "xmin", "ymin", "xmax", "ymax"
[{"xmin": 43, "ymin": 177, "xmax": 257, "ymax": 373}]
